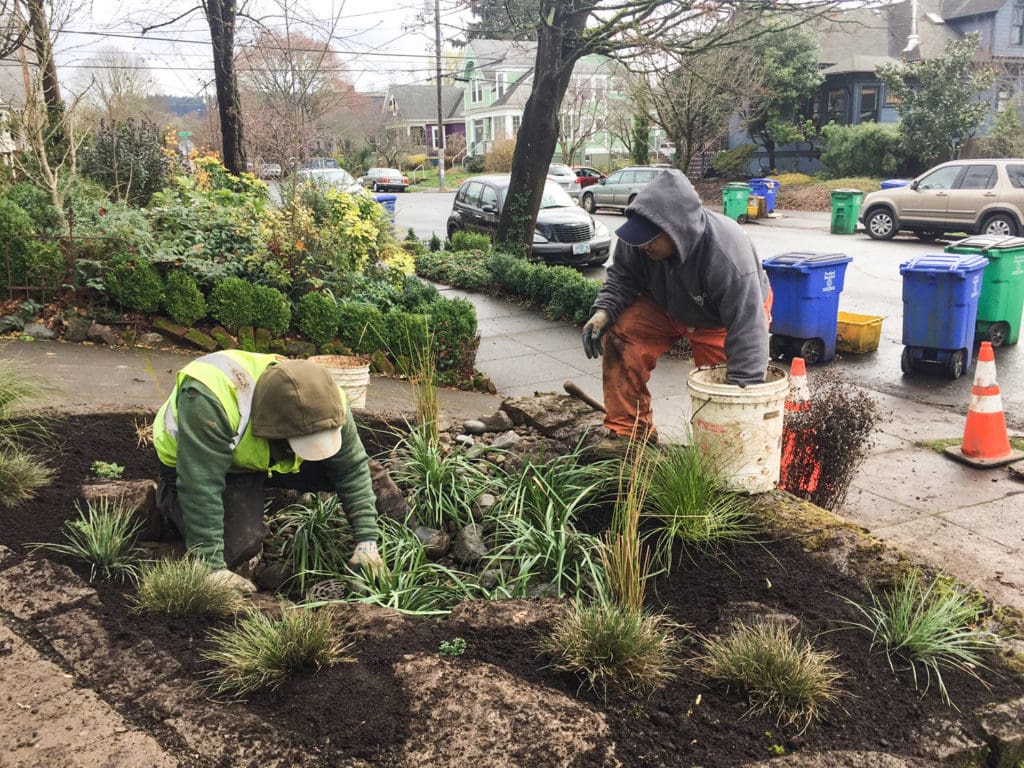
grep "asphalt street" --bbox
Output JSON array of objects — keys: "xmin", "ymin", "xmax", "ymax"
[{"xmin": 393, "ymin": 189, "xmax": 1024, "ymax": 428}]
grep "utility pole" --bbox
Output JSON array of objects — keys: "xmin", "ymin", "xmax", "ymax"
[{"xmin": 434, "ymin": 0, "xmax": 446, "ymax": 191}]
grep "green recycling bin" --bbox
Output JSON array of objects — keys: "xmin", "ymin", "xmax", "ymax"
[
  {"xmin": 723, "ymin": 182, "xmax": 751, "ymax": 222},
  {"xmin": 830, "ymin": 188, "xmax": 864, "ymax": 235},
  {"xmin": 945, "ymin": 235, "xmax": 1024, "ymax": 346}
]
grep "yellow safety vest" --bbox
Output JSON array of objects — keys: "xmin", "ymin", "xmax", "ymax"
[{"xmin": 153, "ymin": 350, "xmax": 343, "ymax": 474}]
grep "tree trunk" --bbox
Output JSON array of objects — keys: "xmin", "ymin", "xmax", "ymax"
[
  {"xmin": 24, "ymin": 0, "xmax": 64, "ymax": 153},
  {"xmin": 764, "ymin": 137, "xmax": 776, "ymax": 175},
  {"xmin": 205, "ymin": 0, "xmax": 246, "ymax": 174},
  {"xmin": 495, "ymin": 0, "xmax": 588, "ymax": 252}
]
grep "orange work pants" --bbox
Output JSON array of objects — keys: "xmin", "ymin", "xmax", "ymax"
[{"xmin": 601, "ymin": 292, "xmax": 772, "ymax": 437}]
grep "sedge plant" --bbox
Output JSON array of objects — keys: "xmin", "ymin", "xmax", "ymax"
[
  {"xmin": 842, "ymin": 569, "xmax": 997, "ymax": 705},
  {"xmin": 389, "ymin": 424, "xmax": 496, "ymax": 529},
  {"xmin": 30, "ymin": 498, "xmax": 143, "ymax": 583},
  {"xmin": 312, "ymin": 517, "xmax": 479, "ymax": 616},
  {"xmin": 0, "ymin": 448, "xmax": 54, "ymax": 508},
  {"xmin": 264, "ymin": 496, "xmax": 353, "ymax": 595},
  {"xmin": 0, "ymin": 356, "xmax": 54, "ymax": 507},
  {"xmin": 132, "ymin": 557, "xmax": 247, "ymax": 616},
  {"xmin": 696, "ymin": 618, "xmax": 845, "ymax": 734},
  {"xmin": 644, "ymin": 440, "xmax": 759, "ymax": 571},
  {"xmin": 203, "ymin": 606, "xmax": 353, "ymax": 697}
]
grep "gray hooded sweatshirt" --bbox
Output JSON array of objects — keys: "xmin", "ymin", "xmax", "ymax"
[{"xmin": 592, "ymin": 169, "xmax": 770, "ymax": 386}]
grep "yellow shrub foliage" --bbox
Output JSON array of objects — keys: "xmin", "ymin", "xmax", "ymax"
[{"xmin": 484, "ymin": 139, "xmax": 517, "ymax": 173}]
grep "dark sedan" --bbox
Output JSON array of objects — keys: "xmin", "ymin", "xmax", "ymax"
[{"xmin": 446, "ymin": 174, "xmax": 611, "ymax": 267}]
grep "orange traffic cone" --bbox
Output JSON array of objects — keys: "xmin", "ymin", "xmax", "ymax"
[
  {"xmin": 780, "ymin": 358, "xmax": 820, "ymax": 492},
  {"xmin": 945, "ymin": 342, "xmax": 1024, "ymax": 468}
]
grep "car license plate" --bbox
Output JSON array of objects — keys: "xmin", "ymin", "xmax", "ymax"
[{"xmin": 572, "ymin": 243, "xmax": 591, "ymax": 255}]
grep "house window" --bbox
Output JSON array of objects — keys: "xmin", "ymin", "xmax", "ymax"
[
  {"xmin": 511, "ymin": 115, "xmax": 521, "ymax": 134},
  {"xmin": 1013, "ymin": 0, "xmax": 1024, "ymax": 45},
  {"xmin": 884, "ymin": 87, "xmax": 901, "ymax": 107},
  {"xmin": 471, "ymin": 78, "xmax": 485, "ymax": 104},
  {"xmin": 827, "ymin": 88, "xmax": 847, "ymax": 123},
  {"xmin": 495, "ymin": 72, "xmax": 507, "ymax": 99},
  {"xmin": 473, "ymin": 119, "xmax": 485, "ymax": 144},
  {"xmin": 591, "ymin": 76, "xmax": 606, "ymax": 102},
  {"xmin": 388, "ymin": 96, "xmax": 398, "ymax": 116},
  {"xmin": 859, "ymin": 86, "xmax": 879, "ymax": 123},
  {"xmin": 430, "ymin": 126, "xmax": 441, "ymax": 149}
]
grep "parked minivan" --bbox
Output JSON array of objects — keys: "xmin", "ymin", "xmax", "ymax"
[{"xmin": 580, "ymin": 166, "xmax": 671, "ymax": 214}]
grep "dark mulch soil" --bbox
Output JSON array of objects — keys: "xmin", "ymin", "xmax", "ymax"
[{"xmin": 6, "ymin": 413, "xmax": 1023, "ymax": 767}]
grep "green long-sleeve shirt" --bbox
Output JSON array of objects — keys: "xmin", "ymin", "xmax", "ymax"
[{"xmin": 174, "ymin": 379, "xmax": 378, "ymax": 568}]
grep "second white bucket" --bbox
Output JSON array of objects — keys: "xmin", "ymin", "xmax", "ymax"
[
  {"xmin": 307, "ymin": 355, "xmax": 371, "ymax": 409},
  {"xmin": 686, "ymin": 365, "xmax": 790, "ymax": 494}
]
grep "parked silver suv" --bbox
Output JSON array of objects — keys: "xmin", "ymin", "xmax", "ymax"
[
  {"xmin": 860, "ymin": 159, "xmax": 1024, "ymax": 240},
  {"xmin": 580, "ymin": 166, "xmax": 671, "ymax": 214}
]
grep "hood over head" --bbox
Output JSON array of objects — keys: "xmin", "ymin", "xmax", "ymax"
[{"xmin": 623, "ymin": 169, "xmax": 706, "ymax": 263}]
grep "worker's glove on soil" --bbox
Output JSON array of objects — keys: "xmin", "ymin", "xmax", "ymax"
[
  {"xmin": 208, "ymin": 568, "xmax": 258, "ymax": 595},
  {"xmin": 349, "ymin": 540, "xmax": 388, "ymax": 576},
  {"xmin": 582, "ymin": 310, "xmax": 611, "ymax": 359}
]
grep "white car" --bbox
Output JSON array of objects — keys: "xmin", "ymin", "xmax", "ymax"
[
  {"xmin": 361, "ymin": 167, "xmax": 411, "ymax": 192},
  {"xmin": 547, "ymin": 163, "xmax": 582, "ymax": 198},
  {"xmin": 295, "ymin": 168, "xmax": 364, "ymax": 195}
]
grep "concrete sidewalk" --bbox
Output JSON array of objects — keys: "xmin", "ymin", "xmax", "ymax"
[{"xmin": 4, "ymin": 282, "xmax": 1024, "ymax": 611}]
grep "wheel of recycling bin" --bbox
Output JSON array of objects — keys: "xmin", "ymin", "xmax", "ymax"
[
  {"xmin": 946, "ymin": 348, "xmax": 966, "ymax": 380},
  {"xmin": 799, "ymin": 338, "xmax": 824, "ymax": 365},
  {"xmin": 769, "ymin": 335, "xmax": 787, "ymax": 359},
  {"xmin": 900, "ymin": 346, "xmax": 915, "ymax": 374},
  {"xmin": 988, "ymin": 321, "xmax": 1011, "ymax": 348}
]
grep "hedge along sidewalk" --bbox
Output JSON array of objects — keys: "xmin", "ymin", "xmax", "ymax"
[{"xmin": 414, "ymin": 250, "xmax": 600, "ymax": 326}]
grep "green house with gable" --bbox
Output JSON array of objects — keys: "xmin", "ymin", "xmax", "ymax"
[{"xmin": 458, "ymin": 39, "xmax": 630, "ymax": 167}]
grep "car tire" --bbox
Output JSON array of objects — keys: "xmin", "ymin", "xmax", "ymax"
[
  {"xmin": 582, "ymin": 193, "xmax": 596, "ymax": 213},
  {"xmin": 865, "ymin": 208, "xmax": 897, "ymax": 240},
  {"xmin": 447, "ymin": 223, "xmax": 460, "ymax": 240},
  {"xmin": 372, "ymin": 182, "xmax": 380, "ymax": 193},
  {"xmin": 627, "ymin": 194, "xmax": 637, "ymax": 208},
  {"xmin": 981, "ymin": 213, "xmax": 1017, "ymax": 237}
]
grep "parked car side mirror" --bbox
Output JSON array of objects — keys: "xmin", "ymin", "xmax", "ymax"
[
  {"xmin": 482, "ymin": 204, "xmax": 497, "ymax": 214},
  {"xmin": 599, "ymin": 179, "xmax": 606, "ymax": 185},
  {"xmin": 910, "ymin": 180, "xmax": 919, "ymax": 190}
]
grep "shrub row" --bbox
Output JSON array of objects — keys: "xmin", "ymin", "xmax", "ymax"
[{"xmin": 415, "ymin": 250, "xmax": 600, "ymax": 326}]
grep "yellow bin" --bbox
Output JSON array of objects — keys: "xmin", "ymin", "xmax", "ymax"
[
  {"xmin": 747, "ymin": 195, "xmax": 766, "ymax": 219},
  {"xmin": 836, "ymin": 312, "xmax": 883, "ymax": 354}
]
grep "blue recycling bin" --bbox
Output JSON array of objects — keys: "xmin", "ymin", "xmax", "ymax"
[
  {"xmin": 899, "ymin": 253, "xmax": 989, "ymax": 379},
  {"xmin": 374, "ymin": 193, "xmax": 398, "ymax": 231},
  {"xmin": 749, "ymin": 177, "xmax": 780, "ymax": 213},
  {"xmin": 880, "ymin": 178, "xmax": 911, "ymax": 190},
  {"xmin": 762, "ymin": 251, "xmax": 853, "ymax": 364}
]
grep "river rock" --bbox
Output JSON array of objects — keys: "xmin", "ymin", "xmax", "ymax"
[
  {"xmin": 414, "ymin": 526, "xmax": 451, "ymax": 560},
  {"xmin": 137, "ymin": 332, "xmax": 167, "ymax": 348},
  {"xmin": 479, "ymin": 410, "xmax": 513, "ymax": 432},
  {"xmin": 370, "ymin": 459, "xmax": 410, "ymax": 523},
  {"xmin": 471, "ymin": 493, "xmax": 496, "ymax": 522},
  {"xmin": 454, "ymin": 434, "xmax": 474, "ymax": 448},
  {"xmin": 490, "ymin": 430, "xmax": 521, "ymax": 450},
  {"xmin": 23, "ymin": 322, "xmax": 56, "ymax": 339},
  {"xmin": 500, "ymin": 394, "xmax": 602, "ymax": 440},
  {"xmin": 977, "ymin": 696, "xmax": 1024, "ymax": 767},
  {"xmin": 452, "ymin": 523, "xmax": 487, "ymax": 565},
  {"xmin": 80, "ymin": 480, "xmax": 159, "ymax": 538},
  {"xmin": 64, "ymin": 316, "xmax": 92, "ymax": 342},
  {"xmin": 462, "ymin": 419, "xmax": 488, "ymax": 435},
  {"xmin": 87, "ymin": 322, "xmax": 120, "ymax": 346}
]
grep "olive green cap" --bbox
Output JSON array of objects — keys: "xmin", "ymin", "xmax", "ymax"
[{"xmin": 251, "ymin": 360, "xmax": 344, "ymax": 460}]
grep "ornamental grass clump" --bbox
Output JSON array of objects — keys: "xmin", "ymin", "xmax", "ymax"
[
  {"xmin": 132, "ymin": 557, "xmax": 246, "ymax": 616},
  {"xmin": 696, "ymin": 619, "xmax": 845, "ymax": 734},
  {"xmin": 645, "ymin": 442, "xmax": 759, "ymax": 570},
  {"xmin": 0, "ymin": 449, "xmax": 54, "ymax": 508},
  {"xmin": 842, "ymin": 569, "xmax": 997, "ymax": 705},
  {"xmin": 541, "ymin": 601, "xmax": 680, "ymax": 698},
  {"xmin": 30, "ymin": 499, "xmax": 142, "ymax": 583},
  {"xmin": 264, "ymin": 496, "xmax": 353, "ymax": 595},
  {"xmin": 203, "ymin": 606, "xmax": 352, "ymax": 697},
  {"xmin": 0, "ymin": 356, "xmax": 53, "ymax": 507}
]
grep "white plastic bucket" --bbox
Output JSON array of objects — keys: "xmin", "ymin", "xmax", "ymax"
[
  {"xmin": 307, "ymin": 355, "xmax": 371, "ymax": 409},
  {"xmin": 686, "ymin": 365, "xmax": 790, "ymax": 494}
]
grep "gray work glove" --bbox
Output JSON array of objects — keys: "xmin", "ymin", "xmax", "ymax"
[
  {"xmin": 582, "ymin": 310, "xmax": 611, "ymax": 359},
  {"xmin": 208, "ymin": 568, "xmax": 258, "ymax": 595},
  {"xmin": 349, "ymin": 540, "xmax": 389, "ymax": 577}
]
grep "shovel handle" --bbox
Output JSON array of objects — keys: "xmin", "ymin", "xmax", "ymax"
[{"xmin": 564, "ymin": 380, "xmax": 606, "ymax": 413}]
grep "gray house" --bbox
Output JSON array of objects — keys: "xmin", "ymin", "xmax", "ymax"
[
  {"xmin": 730, "ymin": 0, "xmax": 1024, "ymax": 174},
  {"xmin": 381, "ymin": 83, "xmax": 465, "ymax": 152}
]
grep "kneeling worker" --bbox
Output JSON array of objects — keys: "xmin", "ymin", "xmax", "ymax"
[
  {"xmin": 153, "ymin": 351, "xmax": 384, "ymax": 592},
  {"xmin": 582, "ymin": 169, "xmax": 772, "ymax": 441}
]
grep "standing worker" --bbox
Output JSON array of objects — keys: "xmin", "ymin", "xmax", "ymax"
[
  {"xmin": 153, "ymin": 351, "xmax": 385, "ymax": 592},
  {"xmin": 582, "ymin": 169, "xmax": 772, "ymax": 442}
]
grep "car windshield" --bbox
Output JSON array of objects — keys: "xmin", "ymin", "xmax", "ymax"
[
  {"xmin": 539, "ymin": 183, "xmax": 575, "ymax": 209},
  {"xmin": 549, "ymin": 164, "xmax": 573, "ymax": 176},
  {"xmin": 309, "ymin": 169, "xmax": 356, "ymax": 184}
]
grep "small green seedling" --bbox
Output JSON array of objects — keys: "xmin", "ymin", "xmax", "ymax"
[
  {"xmin": 439, "ymin": 637, "xmax": 467, "ymax": 658},
  {"xmin": 92, "ymin": 461, "xmax": 125, "ymax": 479}
]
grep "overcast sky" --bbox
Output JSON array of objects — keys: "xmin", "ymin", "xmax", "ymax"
[{"xmin": 52, "ymin": 0, "xmax": 470, "ymax": 99}]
